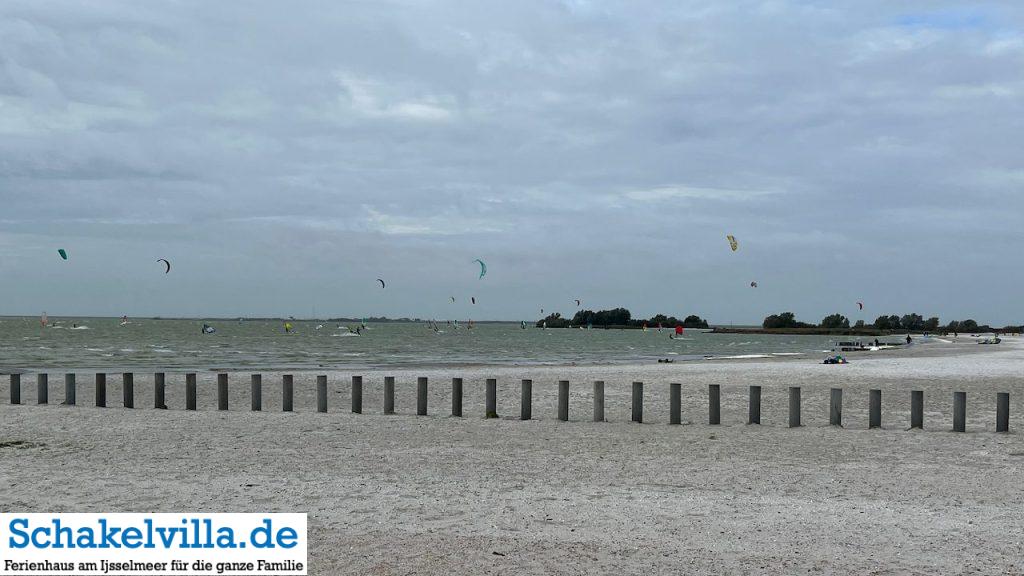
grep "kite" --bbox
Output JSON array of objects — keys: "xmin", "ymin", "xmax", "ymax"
[
  {"xmin": 574, "ymin": 299, "xmax": 581, "ymax": 306},
  {"xmin": 473, "ymin": 259, "xmax": 487, "ymax": 279},
  {"xmin": 750, "ymin": 281, "xmax": 758, "ymax": 288},
  {"xmin": 57, "ymin": 249, "xmax": 68, "ymax": 260},
  {"xmin": 471, "ymin": 297, "xmax": 476, "ymax": 305},
  {"xmin": 157, "ymin": 259, "xmax": 171, "ymax": 274},
  {"xmin": 726, "ymin": 235, "xmax": 738, "ymax": 252},
  {"xmin": 377, "ymin": 278, "xmax": 386, "ymax": 289},
  {"xmin": 857, "ymin": 302, "xmax": 864, "ymax": 310},
  {"xmin": 540, "ymin": 308, "xmax": 544, "ymax": 315},
  {"xmin": 450, "ymin": 296, "xmax": 456, "ymax": 303}
]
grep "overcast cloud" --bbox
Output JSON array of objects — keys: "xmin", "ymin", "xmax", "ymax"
[{"xmin": 1, "ymin": 1, "xmax": 1022, "ymax": 323}]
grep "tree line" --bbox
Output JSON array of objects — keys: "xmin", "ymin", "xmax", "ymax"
[
  {"xmin": 763, "ymin": 311, "xmax": 1019, "ymax": 333},
  {"xmin": 537, "ymin": 308, "xmax": 709, "ymax": 329}
]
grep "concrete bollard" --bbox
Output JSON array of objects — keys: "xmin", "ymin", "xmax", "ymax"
[
  {"xmin": 452, "ymin": 378, "xmax": 463, "ymax": 417},
  {"xmin": 417, "ymin": 377, "xmax": 428, "ymax": 416},
  {"xmin": 996, "ymin": 392, "xmax": 1009, "ymax": 433},
  {"xmin": 486, "ymin": 378, "xmax": 498, "ymax": 418},
  {"xmin": 217, "ymin": 373, "xmax": 228, "ymax": 411},
  {"xmin": 10, "ymin": 374, "xmax": 21, "ymax": 405},
  {"xmin": 95, "ymin": 373, "xmax": 107, "ymax": 408},
  {"xmin": 123, "ymin": 373, "xmax": 134, "ymax": 408},
  {"xmin": 384, "ymin": 376, "xmax": 395, "ymax": 414},
  {"xmin": 788, "ymin": 387, "xmax": 801, "ymax": 428},
  {"xmin": 748, "ymin": 385, "xmax": 761, "ymax": 425},
  {"xmin": 709, "ymin": 384, "xmax": 720, "ymax": 425},
  {"xmin": 251, "ymin": 374, "xmax": 262, "ymax": 411},
  {"xmin": 910, "ymin": 390, "xmax": 923, "ymax": 429},
  {"xmin": 869, "ymin": 389, "xmax": 881, "ymax": 429},
  {"xmin": 830, "ymin": 388, "xmax": 843, "ymax": 426},
  {"xmin": 558, "ymin": 380, "xmax": 569, "ymax": 421},
  {"xmin": 63, "ymin": 373, "xmax": 75, "ymax": 405},
  {"xmin": 154, "ymin": 373, "xmax": 167, "ymax": 409},
  {"xmin": 593, "ymin": 380, "xmax": 605, "ymax": 422},
  {"xmin": 317, "ymin": 375, "xmax": 328, "ymax": 413},
  {"xmin": 37, "ymin": 374, "xmax": 48, "ymax": 405},
  {"xmin": 282, "ymin": 374, "xmax": 294, "ymax": 412},
  {"xmin": 352, "ymin": 376, "xmax": 363, "ymax": 414},
  {"xmin": 520, "ymin": 379, "xmax": 532, "ymax": 420},
  {"xmin": 669, "ymin": 382, "xmax": 681, "ymax": 425},
  {"xmin": 631, "ymin": 381, "xmax": 643, "ymax": 423},
  {"xmin": 186, "ymin": 373, "xmax": 197, "ymax": 411},
  {"xmin": 953, "ymin": 391, "xmax": 966, "ymax": 432}
]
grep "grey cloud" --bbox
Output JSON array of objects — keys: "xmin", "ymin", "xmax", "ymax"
[{"xmin": 1, "ymin": 0, "xmax": 1022, "ymax": 323}]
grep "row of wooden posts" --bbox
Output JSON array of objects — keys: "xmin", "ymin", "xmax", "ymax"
[{"xmin": 4, "ymin": 373, "xmax": 1012, "ymax": 432}]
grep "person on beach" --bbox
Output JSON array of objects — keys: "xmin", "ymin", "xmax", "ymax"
[{"xmin": 906, "ymin": 334, "xmax": 912, "ymax": 345}]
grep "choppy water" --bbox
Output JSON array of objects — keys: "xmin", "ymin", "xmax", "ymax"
[{"xmin": 0, "ymin": 317, "xmax": 844, "ymax": 371}]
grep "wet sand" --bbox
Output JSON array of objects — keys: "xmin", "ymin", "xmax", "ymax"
[{"xmin": 1, "ymin": 338, "xmax": 1022, "ymax": 574}]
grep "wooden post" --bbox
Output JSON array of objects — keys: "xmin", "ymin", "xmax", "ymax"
[
  {"xmin": 869, "ymin": 389, "xmax": 881, "ymax": 429},
  {"xmin": 349, "ymin": 375, "xmax": 362, "ymax": 414},
  {"xmin": 217, "ymin": 373, "xmax": 228, "ymax": 411},
  {"xmin": 122, "ymin": 373, "xmax": 134, "ymax": 408},
  {"xmin": 452, "ymin": 378, "xmax": 463, "ymax": 417},
  {"xmin": 593, "ymin": 380, "xmax": 605, "ymax": 422},
  {"xmin": 37, "ymin": 374, "xmax": 48, "ymax": 405},
  {"xmin": 251, "ymin": 374, "xmax": 262, "ymax": 411},
  {"xmin": 486, "ymin": 378, "xmax": 498, "ymax": 418},
  {"xmin": 154, "ymin": 372, "xmax": 166, "ymax": 409},
  {"xmin": 63, "ymin": 373, "xmax": 74, "ymax": 405},
  {"xmin": 748, "ymin": 385, "xmax": 761, "ymax": 425},
  {"xmin": 317, "ymin": 375, "xmax": 328, "ymax": 413},
  {"xmin": 996, "ymin": 392, "xmax": 1009, "ymax": 433},
  {"xmin": 10, "ymin": 374, "xmax": 21, "ymax": 405},
  {"xmin": 631, "ymin": 381, "xmax": 643, "ymax": 423},
  {"xmin": 417, "ymin": 377, "xmax": 428, "ymax": 416},
  {"xmin": 186, "ymin": 373, "xmax": 197, "ymax": 411},
  {"xmin": 910, "ymin": 390, "xmax": 923, "ymax": 429},
  {"xmin": 282, "ymin": 374, "xmax": 293, "ymax": 412},
  {"xmin": 830, "ymin": 388, "xmax": 843, "ymax": 427},
  {"xmin": 788, "ymin": 386, "xmax": 801, "ymax": 428},
  {"xmin": 953, "ymin": 391, "xmax": 966, "ymax": 432},
  {"xmin": 95, "ymin": 373, "xmax": 107, "ymax": 408},
  {"xmin": 520, "ymin": 379, "xmax": 532, "ymax": 420},
  {"xmin": 558, "ymin": 380, "xmax": 569, "ymax": 421},
  {"xmin": 709, "ymin": 384, "xmax": 720, "ymax": 425},
  {"xmin": 669, "ymin": 382, "xmax": 681, "ymax": 425},
  {"xmin": 383, "ymin": 376, "xmax": 395, "ymax": 414}
]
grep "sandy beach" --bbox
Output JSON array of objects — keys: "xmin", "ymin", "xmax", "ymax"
[{"xmin": 1, "ymin": 338, "xmax": 1023, "ymax": 575}]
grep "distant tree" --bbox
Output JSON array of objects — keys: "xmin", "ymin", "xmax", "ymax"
[
  {"xmin": 924, "ymin": 317, "xmax": 940, "ymax": 331},
  {"xmin": 888, "ymin": 315, "xmax": 902, "ymax": 329},
  {"xmin": 682, "ymin": 315, "xmax": 709, "ymax": 328},
  {"xmin": 763, "ymin": 312, "xmax": 810, "ymax": 329},
  {"xmin": 946, "ymin": 320, "xmax": 961, "ymax": 333},
  {"xmin": 820, "ymin": 313, "xmax": 850, "ymax": 330},
  {"xmin": 572, "ymin": 308, "xmax": 631, "ymax": 327},
  {"xmin": 854, "ymin": 320, "xmax": 866, "ymax": 329},
  {"xmin": 537, "ymin": 313, "xmax": 569, "ymax": 328},
  {"xmin": 901, "ymin": 313, "xmax": 924, "ymax": 331},
  {"xmin": 960, "ymin": 319, "xmax": 979, "ymax": 332},
  {"xmin": 873, "ymin": 316, "xmax": 891, "ymax": 330}
]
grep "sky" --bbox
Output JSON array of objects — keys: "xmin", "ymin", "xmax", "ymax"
[{"xmin": 1, "ymin": 1, "xmax": 1022, "ymax": 324}]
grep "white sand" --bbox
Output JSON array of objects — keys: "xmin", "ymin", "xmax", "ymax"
[{"xmin": 1, "ymin": 338, "xmax": 1023, "ymax": 574}]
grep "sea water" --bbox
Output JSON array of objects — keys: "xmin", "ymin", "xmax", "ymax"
[{"xmin": 0, "ymin": 317, "xmax": 845, "ymax": 371}]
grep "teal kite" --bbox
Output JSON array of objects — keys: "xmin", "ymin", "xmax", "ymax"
[
  {"xmin": 57, "ymin": 249, "xmax": 68, "ymax": 260},
  {"xmin": 474, "ymin": 259, "xmax": 487, "ymax": 279}
]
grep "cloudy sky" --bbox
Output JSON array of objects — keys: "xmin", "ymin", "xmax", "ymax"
[{"xmin": 1, "ymin": 1, "xmax": 1022, "ymax": 324}]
